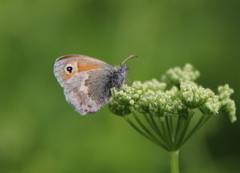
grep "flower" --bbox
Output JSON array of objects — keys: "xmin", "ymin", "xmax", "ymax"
[
  {"xmin": 161, "ymin": 63, "xmax": 200, "ymax": 86},
  {"xmin": 108, "ymin": 63, "xmax": 237, "ymax": 151},
  {"xmin": 109, "ymin": 64, "xmax": 236, "ymax": 122},
  {"xmin": 218, "ymin": 84, "xmax": 237, "ymax": 122}
]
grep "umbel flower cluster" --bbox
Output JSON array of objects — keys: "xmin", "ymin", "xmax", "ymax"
[{"xmin": 108, "ymin": 64, "xmax": 236, "ymax": 151}]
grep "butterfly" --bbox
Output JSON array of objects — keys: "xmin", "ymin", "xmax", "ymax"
[{"xmin": 53, "ymin": 54, "xmax": 137, "ymax": 115}]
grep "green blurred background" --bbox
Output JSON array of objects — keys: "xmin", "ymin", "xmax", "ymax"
[{"xmin": 0, "ymin": 0, "xmax": 240, "ymax": 173}]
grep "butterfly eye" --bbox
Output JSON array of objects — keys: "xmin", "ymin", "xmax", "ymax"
[{"xmin": 66, "ymin": 66, "xmax": 73, "ymax": 73}]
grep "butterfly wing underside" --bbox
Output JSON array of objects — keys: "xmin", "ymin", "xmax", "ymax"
[{"xmin": 54, "ymin": 55, "xmax": 113, "ymax": 115}]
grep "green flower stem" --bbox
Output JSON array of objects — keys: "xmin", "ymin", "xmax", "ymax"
[
  {"xmin": 124, "ymin": 116, "xmax": 168, "ymax": 150},
  {"xmin": 166, "ymin": 117, "xmax": 174, "ymax": 145},
  {"xmin": 175, "ymin": 114, "xmax": 193, "ymax": 149},
  {"xmin": 174, "ymin": 116, "xmax": 186, "ymax": 149},
  {"xmin": 132, "ymin": 111, "xmax": 156, "ymax": 139},
  {"xmin": 124, "ymin": 116, "xmax": 152, "ymax": 141},
  {"xmin": 131, "ymin": 111, "xmax": 169, "ymax": 150},
  {"xmin": 143, "ymin": 114, "xmax": 168, "ymax": 146},
  {"xmin": 159, "ymin": 117, "xmax": 173, "ymax": 148},
  {"xmin": 170, "ymin": 151, "xmax": 180, "ymax": 173},
  {"xmin": 174, "ymin": 115, "xmax": 182, "ymax": 143},
  {"xmin": 148, "ymin": 115, "xmax": 166, "ymax": 142},
  {"xmin": 181, "ymin": 114, "xmax": 211, "ymax": 147}
]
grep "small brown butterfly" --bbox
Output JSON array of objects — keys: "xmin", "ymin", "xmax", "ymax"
[{"xmin": 53, "ymin": 54, "xmax": 137, "ymax": 115}]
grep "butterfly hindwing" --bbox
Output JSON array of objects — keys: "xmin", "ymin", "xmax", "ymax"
[{"xmin": 63, "ymin": 68, "xmax": 113, "ymax": 115}]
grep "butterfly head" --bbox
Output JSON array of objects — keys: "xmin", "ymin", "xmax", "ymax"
[
  {"xmin": 111, "ymin": 64, "xmax": 128, "ymax": 89},
  {"xmin": 110, "ymin": 55, "xmax": 138, "ymax": 89}
]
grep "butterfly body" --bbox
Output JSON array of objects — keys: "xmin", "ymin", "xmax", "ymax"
[{"xmin": 54, "ymin": 55, "xmax": 128, "ymax": 115}]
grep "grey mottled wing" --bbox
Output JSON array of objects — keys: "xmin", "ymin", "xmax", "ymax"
[{"xmin": 63, "ymin": 68, "xmax": 112, "ymax": 115}]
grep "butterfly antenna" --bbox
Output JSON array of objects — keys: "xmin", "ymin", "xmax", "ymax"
[{"xmin": 121, "ymin": 55, "xmax": 138, "ymax": 65}]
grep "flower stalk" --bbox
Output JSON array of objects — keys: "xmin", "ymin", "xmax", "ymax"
[
  {"xmin": 170, "ymin": 151, "xmax": 179, "ymax": 173},
  {"xmin": 108, "ymin": 64, "xmax": 237, "ymax": 173}
]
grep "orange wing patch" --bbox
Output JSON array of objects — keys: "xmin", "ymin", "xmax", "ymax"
[
  {"xmin": 77, "ymin": 62, "xmax": 101, "ymax": 73},
  {"xmin": 63, "ymin": 62, "xmax": 101, "ymax": 81}
]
